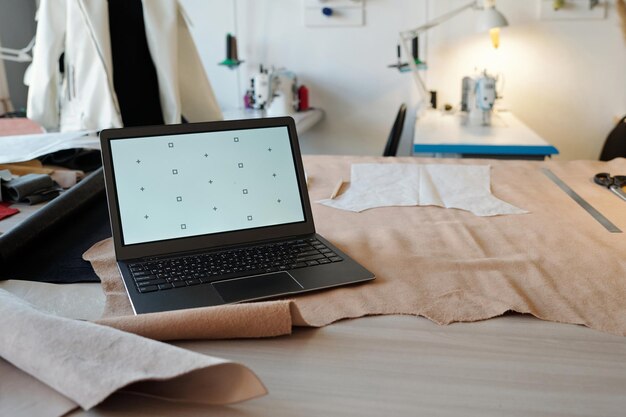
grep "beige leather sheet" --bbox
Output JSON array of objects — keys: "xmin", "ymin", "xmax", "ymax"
[{"xmin": 85, "ymin": 156, "xmax": 626, "ymax": 339}]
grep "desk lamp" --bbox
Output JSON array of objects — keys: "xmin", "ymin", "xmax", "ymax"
[{"xmin": 399, "ymin": 0, "xmax": 508, "ymax": 105}]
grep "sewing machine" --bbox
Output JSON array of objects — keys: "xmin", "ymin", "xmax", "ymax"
[
  {"xmin": 461, "ymin": 70, "xmax": 498, "ymax": 126},
  {"xmin": 247, "ymin": 66, "xmax": 299, "ymax": 116}
]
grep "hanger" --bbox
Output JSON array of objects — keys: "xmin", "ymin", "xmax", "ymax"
[{"xmin": 1, "ymin": 37, "xmax": 35, "ymax": 63}]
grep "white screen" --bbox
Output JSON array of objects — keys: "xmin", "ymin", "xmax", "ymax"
[{"xmin": 110, "ymin": 126, "xmax": 305, "ymax": 245}]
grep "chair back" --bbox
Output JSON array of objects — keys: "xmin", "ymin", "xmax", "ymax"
[
  {"xmin": 383, "ymin": 103, "xmax": 407, "ymax": 157},
  {"xmin": 600, "ymin": 116, "xmax": 626, "ymax": 161}
]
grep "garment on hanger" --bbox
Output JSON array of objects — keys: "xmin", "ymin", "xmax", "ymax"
[{"xmin": 27, "ymin": 0, "xmax": 222, "ymax": 132}]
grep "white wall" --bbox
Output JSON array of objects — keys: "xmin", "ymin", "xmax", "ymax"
[
  {"xmin": 180, "ymin": 0, "xmax": 424, "ymax": 156},
  {"xmin": 0, "ymin": 0, "xmax": 37, "ymax": 110},
  {"xmin": 0, "ymin": 36, "xmax": 11, "ymax": 112},
  {"xmin": 181, "ymin": 0, "xmax": 626, "ymax": 160}
]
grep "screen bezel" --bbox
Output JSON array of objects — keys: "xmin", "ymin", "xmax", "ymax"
[{"xmin": 100, "ymin": 117, "xmax": 315, "ymax": 261}]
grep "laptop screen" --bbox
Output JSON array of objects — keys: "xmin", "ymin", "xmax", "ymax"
[{"xmin": 109, "ymin": 126, "xmax": 306, "ymax": 246}]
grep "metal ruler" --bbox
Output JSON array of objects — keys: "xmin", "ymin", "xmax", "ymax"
[{"xmin": 542, "ymin": 168, "xmax": 622, "ymax": 233}]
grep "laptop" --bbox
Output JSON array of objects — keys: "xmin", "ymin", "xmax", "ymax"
[{"xmin": 100, "ymin": 117, "xmax": 374, "ymax": 314}]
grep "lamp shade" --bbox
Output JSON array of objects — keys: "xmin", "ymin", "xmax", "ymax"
[{"xmin": 476, "ymin": 7, "xmax": 509, "ymax": 32}]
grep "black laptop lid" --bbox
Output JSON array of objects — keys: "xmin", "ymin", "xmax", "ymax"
[{"xmin": 100, "ymin": 117, "xmax": 315, "ymax": 261}]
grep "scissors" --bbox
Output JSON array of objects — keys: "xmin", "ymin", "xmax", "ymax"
[{"xmin": 593, "ymin": 172, "xmax": 626, "ymax": 202}]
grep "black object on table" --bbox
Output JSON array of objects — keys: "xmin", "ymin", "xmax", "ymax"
[
  {"xmin": 39, "ymin": 149, "xmax": 104, "ymax": 172},
  {"xmin": 1, "ymin": 173, "xmax": 61, "ymax": 205},
  {"xmin": 0, "ymin": 169, "xmax": 111, "ymax": 283}
]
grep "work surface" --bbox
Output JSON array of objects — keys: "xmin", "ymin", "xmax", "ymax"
[
  {"xmin": 3, "ymin": 280, "xmax": 626, "ymax": 417},
  {"xmin": 4, "ymin": 155, "xmax": 626, "ymax": 416},
  {"xmin": 413, "ymin": 110, "xmax": 559, "ymax": 158}
]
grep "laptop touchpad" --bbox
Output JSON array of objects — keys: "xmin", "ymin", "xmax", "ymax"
[{"xmin": 212, "ymin": 272, "xmax": 303, "ymax": 304}]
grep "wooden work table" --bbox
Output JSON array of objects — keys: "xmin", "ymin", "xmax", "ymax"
[
  {"xmin": 1, "ymin": 280, "xmax": 625, "ymax": 417},
  {"xmin": 2, "ymin": 153, "xmax": 626, "ymax": 416}
]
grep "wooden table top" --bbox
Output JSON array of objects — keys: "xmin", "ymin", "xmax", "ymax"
[{"xmin": 2, "ymin": 280, "xmax": 625, "ymax": 417}]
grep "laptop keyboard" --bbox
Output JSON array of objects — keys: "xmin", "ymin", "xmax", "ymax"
[{"xmin": 128, "ymin": 237, "xmax": 343, "ymax": 294}]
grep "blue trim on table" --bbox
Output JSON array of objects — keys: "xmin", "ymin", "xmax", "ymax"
[{"xmin": 413, "ymin": 144, "xmax": 559, "ymax": 156}]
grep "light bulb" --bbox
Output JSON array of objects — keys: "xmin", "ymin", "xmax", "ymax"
[{"xmin": 489, "ymin": 27, "xmax": 500, "ymax": 49}]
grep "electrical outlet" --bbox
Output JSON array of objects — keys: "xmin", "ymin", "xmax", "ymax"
[
  {"xmin": 540, "ymin": 0, "xmax": 607, "ymax": 20},
  {"xmin": 303, "ymin": 0, "xmax": 365, "ymax": 27}
]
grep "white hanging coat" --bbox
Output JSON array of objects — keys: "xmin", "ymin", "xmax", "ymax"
[{"xmin": 26, "ymin": 0, "xmax": 222, "ymax": 132}]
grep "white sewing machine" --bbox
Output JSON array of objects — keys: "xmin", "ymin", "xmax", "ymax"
[
  {"xmin": 247, "ymin": 66, "xmax": 299, "ymax": 116},
  {"xmin": 461, "ymin": 70, "xmax": 498, "ymax": 126}
]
